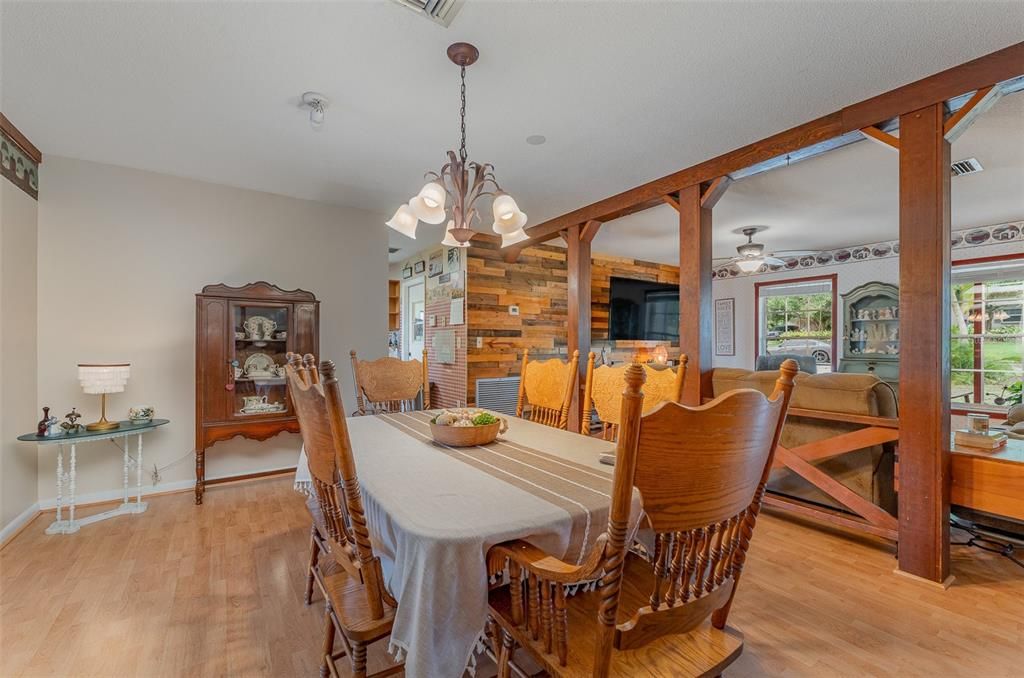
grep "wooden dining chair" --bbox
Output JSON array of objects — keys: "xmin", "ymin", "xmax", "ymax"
[
  {"xmin": 350, "ymin": 349, "xmax": 429, "ymax": 415},
  {"xmin": 515, "ymin": 349, "xmax": 580, "ymax": 430},
  {"xmin": 285, "ymin": 353, "xmax": 402, "ymax": 678},
  {"xmin": 581, "ymin": 353, "xmax": 688, "ymax": 440},
  {"xmin": 486, "ymin": 359, "xmax": 798, "ymax": 678}
]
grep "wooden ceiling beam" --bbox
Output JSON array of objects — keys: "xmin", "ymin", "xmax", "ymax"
[
  {"xmin": 699, "ymin": 176, "xmax": 732, "ymax": 209},
  {"xmin": 514, "ymin": 41, "xmax": 1024, "ymax": 248},
  {"xmin": 944, "ymin": 85, "xmax": 1000, "ymax": 142},
  {"xmin": 859, "ymin": 125, "xmax": 901, "ymax": 151},
  {"xmin": 662, "ymin": 193, "xmax": 680, "ymax": 211},
  {"xmin": 580, "ymin": 220, "xmax": 602, "ymax": 243}
]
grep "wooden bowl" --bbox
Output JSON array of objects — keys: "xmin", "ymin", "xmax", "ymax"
[{"xmin": 430, "ymin": 421, "xmax": 502, "ymax": 447}]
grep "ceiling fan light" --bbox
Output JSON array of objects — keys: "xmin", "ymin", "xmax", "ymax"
[
  {"xmin": 386, "ymin": 204, "xmax": 419, "ymax": 239},
  {"xmin": 736, "ymin": 258, "xmax": 763, "ymax": 273},
  {"xmin": 500, "ymin": 228, "xmax": 529, "ymax": 248}
]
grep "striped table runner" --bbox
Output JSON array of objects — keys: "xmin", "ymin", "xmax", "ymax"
[{"xmin": 378, "ymin": 410, "xmax": 614, "ymax": 563}]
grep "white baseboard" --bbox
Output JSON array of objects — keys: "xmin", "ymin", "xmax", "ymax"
[
  {"xmin": 35, "ymin": 464, "xmax": 298, "ymax": 510},
  {"xmin": 0, "ymin": 502, "xmax": 41, "ymax": 546},
  {"xmin": 36, "ymin": 478, "xmax": 197, "ymax": 510},
  {"xmin": 1, "ymin": 465, "xmax": 297, "ymax": 546}
]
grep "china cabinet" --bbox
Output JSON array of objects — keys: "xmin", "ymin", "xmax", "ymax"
[
  {"xmin": 839, "ymin": 281, "xmax": 899, "ymax": 387},
  {"xmin": 194, "ymin": 282, "xmax": 319, "ymax": 504}
]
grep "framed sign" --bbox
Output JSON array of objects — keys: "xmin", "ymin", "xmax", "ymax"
[
  {"xmin": 714, "ymin": 298, "xmax": 735, "ymax": 356},
  {"xmin": 428, "ymin": 250, "xmax": 444, "ymax": 278},
  {"xmin": 413, "ymin": 260, "xmax": 425, "ymax": 274},
  {"xmin": 402, "ymin": 265, "xmax": 413, "ymax": 279}
]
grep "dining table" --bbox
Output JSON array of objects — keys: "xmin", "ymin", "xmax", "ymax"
[{"xmin": 294, "ymin": 409, "xmax": 635, "ymax": 678}]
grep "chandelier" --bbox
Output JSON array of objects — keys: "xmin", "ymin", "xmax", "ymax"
[{"xmin": 386, "ymin": 42, "xmax": 528, "ymax": 249}]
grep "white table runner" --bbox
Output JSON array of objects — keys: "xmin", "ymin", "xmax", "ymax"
[{"xmin": 295, "ymin": 411, "xmax": 622, "ymax": 678}]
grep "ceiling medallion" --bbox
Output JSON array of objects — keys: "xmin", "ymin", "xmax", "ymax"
[{"xmin": 386, "ymin": 42, "xmax": 528, "ymax": 249}]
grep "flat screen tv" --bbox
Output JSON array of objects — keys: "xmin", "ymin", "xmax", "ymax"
[{"xmin": 608, "ymin": 276, "xmax": 679, "ymax": 341}]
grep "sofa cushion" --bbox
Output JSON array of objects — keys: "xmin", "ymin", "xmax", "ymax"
[{"xmin": 711, "ymin": 368, "xmax": 895, "ymax": 417}]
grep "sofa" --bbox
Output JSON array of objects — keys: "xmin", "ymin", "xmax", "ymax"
[{"xmin": 711, "ymin": 368, "xmax": 899, "ymax": 514}]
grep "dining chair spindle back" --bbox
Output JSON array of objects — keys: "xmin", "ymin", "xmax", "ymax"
[
  {"xmin": 286, "ymin": 352, "xmax": 402, "ymax": 678},
  {"xmin": 581, "ymin": 353, "xmax": 688, "ymax": 440},
  {"xmin": 515, "ymin": 349, "xmax": 580, "ymax": 430},
  {"xmin": 350, "ymin": 349, "xmax": 429, "ymax": 415},
  {"xmin": 487, "ymin": 359, "xmax": 798, "ymax": 677}
]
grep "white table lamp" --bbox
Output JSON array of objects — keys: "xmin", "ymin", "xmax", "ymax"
[{"xmin": 78, "ymin": 363, "xmax": 130, "ymax": 431}]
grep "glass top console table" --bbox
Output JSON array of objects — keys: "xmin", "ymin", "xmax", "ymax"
[{"xmin": 17, "ymin": 419, "xmax": 169, "ymax": 535}]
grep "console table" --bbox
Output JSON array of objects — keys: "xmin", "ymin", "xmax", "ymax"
[{"xmin": 17, "ymin": 419, "xmax": 169, "ymax": 534}]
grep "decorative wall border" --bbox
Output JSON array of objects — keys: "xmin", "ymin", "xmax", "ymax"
[
  {"xmin": 712, "ymin": 221, "xmax": 1023, "ymax": 279},
  {"xmin": 0, "ymin": 125, "xmax": 39, "ymax": 200}
]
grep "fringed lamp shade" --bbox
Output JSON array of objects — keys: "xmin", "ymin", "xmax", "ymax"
[{"xmin": 78, "ymin": 363, "xmax": 130, "ymax": 430}]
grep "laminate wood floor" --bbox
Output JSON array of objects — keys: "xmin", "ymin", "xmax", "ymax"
[{"xmin": 1, "ymin": 476, "xmax": 1021, "ymax": 678}]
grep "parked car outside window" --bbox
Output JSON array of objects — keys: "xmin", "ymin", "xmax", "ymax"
[{"xmin": 766, "ymin": 338, "xmax": 831, "ymax": 364}]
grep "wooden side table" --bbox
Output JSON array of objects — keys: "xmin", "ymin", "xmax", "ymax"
[
  {"xmin": 950, "ymin": 437, "xmax": 1024, "ymax": 522},
  {"xmin": 17, "ymin": 419, "xmax": 169, "ymax": 534}
]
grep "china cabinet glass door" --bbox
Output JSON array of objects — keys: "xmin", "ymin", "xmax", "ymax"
[{"xmin": 230, "ymin": 303, "xmax": 291, "ymax": 417}]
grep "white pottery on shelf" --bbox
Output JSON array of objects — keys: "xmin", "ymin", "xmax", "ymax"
[
  {"xmin": 243, "ymin": 315, "xmax": 277, "ymax": 341},
  {"xmin": 240, "ymin": 394, "xmax": 285, "ymax": 414},
  {"xmin": 128, "ymin": 406, "xmax": 154, "ymax": 423},
  {"xmin": 243, "ymin": 352, "xmax": 278, "ymax": 378}
]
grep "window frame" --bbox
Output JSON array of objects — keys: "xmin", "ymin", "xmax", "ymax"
[
  {"xmin": 754, "ymin": 273, "xmax": 838, "ymax": 372},
  {"xmin": 950, "ymin": 252, "xmax": 1024, "ymax": 416}
]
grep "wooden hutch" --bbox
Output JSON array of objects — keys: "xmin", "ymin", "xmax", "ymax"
[{"xmin": 194, "ymin": 282, "xmax": 319, "ymax": 504}]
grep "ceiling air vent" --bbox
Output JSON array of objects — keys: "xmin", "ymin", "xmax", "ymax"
[
  {"xmin": 390, "ymin": 0, "xmax": 464, "ymax": 27},
  {"xmin": 951, "ymin": 157, "xmax": 983, "ymax": 177},
  {"xmin": 388, "ymin": 247, "xmax": 401, "ymax": 254}
]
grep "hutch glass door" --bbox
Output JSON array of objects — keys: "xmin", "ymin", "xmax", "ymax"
[{"xmin": 230, "ymin": 303, "xmax": 291, "ymax": 417}]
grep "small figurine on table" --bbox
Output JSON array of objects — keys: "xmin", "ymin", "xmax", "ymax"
[
  {"xmin": 37, "ymin": 406, "xmax": 62, "ymax": 437},
  {"xmin": 61, "ymin": 408, "xmax": 84, "ymax": 435}
]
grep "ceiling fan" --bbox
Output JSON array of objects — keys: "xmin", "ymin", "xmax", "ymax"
[{"xmin": 715, "ymin": 227, "xmax": 816, "ymax": 273}]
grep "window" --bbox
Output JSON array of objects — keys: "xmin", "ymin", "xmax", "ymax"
[
  {"xmin": 950, "ymin": 256, "xmax": 1024, "ymax": 410},
  {"xmin": 755, "ymin": 275, "xmax": 836, "ymax": 373}
]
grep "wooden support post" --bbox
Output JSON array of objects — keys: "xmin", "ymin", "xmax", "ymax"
[
  {"xmin": 897, "ymin": 103, "xmax": 952, "ymax": 585},
  {"xmin": 567, "ymin": 223, "xmax": 591, "ymax": 433},
  {"xmin": 677, "ymin": 184, "xmax": 713, "ymax": 406}
]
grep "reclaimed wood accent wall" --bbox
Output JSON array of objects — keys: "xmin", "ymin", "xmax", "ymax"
[{"xmin": 465, "ymin": 238, "xmax": 680, "ymax": 404}]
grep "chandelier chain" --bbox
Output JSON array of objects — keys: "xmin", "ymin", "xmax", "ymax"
[{"xmin": 459, "ymin": 65, "xmax": 467, "ymax": 163}]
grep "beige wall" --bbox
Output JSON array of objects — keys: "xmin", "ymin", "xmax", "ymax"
[
  {"xmin": 35, "ymin": 156, "xmax": 387, "ymax": 503},
  {"xmin": 1, "ymin": 179, "xmax": 39, "ymax": 530}
]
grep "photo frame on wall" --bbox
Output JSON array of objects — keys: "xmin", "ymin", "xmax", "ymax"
[
  {"xmin": 428, "ymin": 251, "xmax": 444, "ymax": 278},
  {"xmin": 714, "ymin": 298, "xmax": 735, "ymax": 356},
  {"xmin": 402, "ymin": 265, "xmax": 413, "ymax": 279},
  {"xmin": 413, "ymin": 260, "xmax": 425, "ymax": 274},
  {"xmin": 447, "ymin": 247, "xmax": 461, "ymax": 272}
]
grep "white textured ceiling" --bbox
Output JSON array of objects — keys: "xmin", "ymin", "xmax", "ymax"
[
  {"xmin": 2, "ymin": 1, "xmax": 1022, "ymax": 263},
  {"xmin": 594, "ymin": 93, "xmax": 1024, "ymax": 264}
]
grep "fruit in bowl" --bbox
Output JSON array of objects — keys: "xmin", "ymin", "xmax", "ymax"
[{"xmin": 430, "ymin": 408, "xmax": 508, "ymax": 447}]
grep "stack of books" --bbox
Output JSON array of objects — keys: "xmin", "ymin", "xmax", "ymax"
[{"xmin": 954, "ymin": 429, "xmax": 1008, "ymax": 450}]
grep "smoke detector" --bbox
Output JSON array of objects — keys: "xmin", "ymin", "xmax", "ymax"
[{"xmin": 301, "ymin": 92, "xmax": 329, "ymax": 130}]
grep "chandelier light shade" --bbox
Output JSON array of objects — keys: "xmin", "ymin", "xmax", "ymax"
[
  {"xmin": 78, "ymin": 363, "xmax": 131, "ymax": 431},
  {"xmin": 440, "ymin": 220, "xmax": 466, "ymax": 248},
  {"xmin": 500, "ymin": 228, "xmax": 530, "ymax": 248},
  {"xmin": 386, "ymin": 42, "xmax": 527, "ymax": 248},
  {"xmin": 386, "ymin": 204, "xmax": 420, "ymax": 239},
  {"xmin": 410, "ymin": 182, "xmax": 448, "ymax": 224},
  {"xmin": 491, "ymin": 193, "xmax": 527, "ymax": 234}
]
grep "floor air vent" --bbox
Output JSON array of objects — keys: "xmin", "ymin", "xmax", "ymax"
[{"xmin": 951, "ymin": 157, "xmax": 983, "ymax": 177}]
